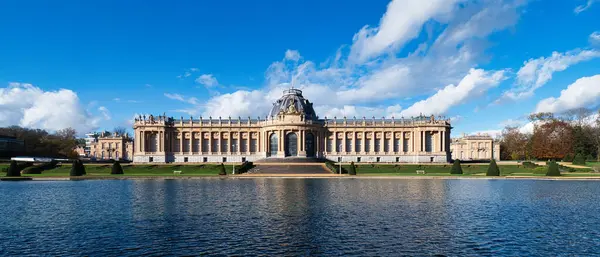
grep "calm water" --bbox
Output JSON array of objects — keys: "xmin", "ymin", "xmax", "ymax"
[{"xmin": 1, "ymin": 179, "xmax": 600, "ymax": 256}]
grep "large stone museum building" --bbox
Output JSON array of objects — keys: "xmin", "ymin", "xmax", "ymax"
[{"xmin": 133, "ymin": 89, "xmax": 452, "ymax": 163}]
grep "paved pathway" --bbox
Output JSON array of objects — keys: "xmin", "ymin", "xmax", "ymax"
[{"xmin": 249, "ymin": 164, "xmax": 331, "ymax": 174}]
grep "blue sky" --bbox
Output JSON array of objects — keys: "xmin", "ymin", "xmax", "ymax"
[{"xmin": 1, "ymin": 0, "xmax": 599, "ymax": 137}]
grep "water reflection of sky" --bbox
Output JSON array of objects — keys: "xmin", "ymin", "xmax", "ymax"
[{"xmin": 1, "ymin": 179, "xmax": 600, "ymax": 255}]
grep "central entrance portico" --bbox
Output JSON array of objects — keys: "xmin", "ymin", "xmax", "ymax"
[{"xmin": 285, "ymin": 132, "xmax": 298, "ymax": 157}]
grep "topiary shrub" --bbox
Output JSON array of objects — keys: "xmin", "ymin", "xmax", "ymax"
[
  {"xmin": 6, "ymin": 160, "xmax": 21, "ymax": 177},
  {"xmin": 349, "ymin": 162, "xmax": 357, "ymax": 175},
  {"xmin": 486, "ymin": 159, "xmax": 500, "ymax": 176},
  {"xmin": 450, "ymin": 159, "xmax": 463, "ymax": 175},
  {"xmin": 70, "ymin": 160, "xmax": 83, "ymax": 176},
  {"xmin": 219, "ymin": 163, "xmax": 227, "ymax": 175},
  {"xmin": 546, "ymin": 161, "xmax": 561, "ymax": 176},
  {"xmin": 522, "ymin": 161, "xmax": 539, "ymax": 169},
  {"xmin": 111, "ymin": 161, "xmax": 124, "ymax": 175},
  {"xmin": 572, "ymin": 153, "xmax": 586, "ymax": 165},
  {"xmin": 79, "ymin": 161, "xmax": 86, "ymax": 175}
]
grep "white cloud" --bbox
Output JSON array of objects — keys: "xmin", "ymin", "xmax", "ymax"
[
  {"xmin": 590, "ymin": 31, "xmax": 600, "ymax": 45},
  {"xmin": 164, "ymin": 93, "xmax": 185, "ymax": 102},
  {"xmin": 401, "ymin": 68, "xmax": 506, "ymax": 117},
  {"xmin": 0, "ymin": 83, "xmax": 103, "ymax": 133},
  {"xmin": 574, "ymin": 0, "xmax": 597, "ymax": 14},
  {"xmin": 349, "ymin": 0, "xmax": 461, "ymax": 63},
  {"xmin": 195, "ymin": 74, "xmax": 219, "ymax": 87},
  {"xmin": 177, "ymin": 68, "xmax": 199, "ymax": 79},
  {"xmin": 501, "ymin": 49, "xmax": 600, "ymax": 100},
  {"xmin": 203, "ymin": 90, "xmax": 270, "ymax": 118},
  {"xmin": 284, "ymin": 49, "xmax": 301, "ymax": 62},
  {"xmin": 176, "ymin": 0, "xmax": 528, "ymax": 119},
  {"xmin": 535, "ymin": 74, "xmax": 600, "ymax": 113},
  {"xmin": 98, "ymin": 106, "xmax": 111, "ymax": 120},
  {"xmin": 467, "ymin": 129, "xmax": 503, "ymax": 138}
]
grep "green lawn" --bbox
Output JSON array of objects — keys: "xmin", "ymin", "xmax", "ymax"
[
  {"xmin": 21, "ymin": 164, "xmax": 225, "ymax": 177},
  {"xmin": 351, "ymin": 164, "xmax": 599, "ymax": 177}
]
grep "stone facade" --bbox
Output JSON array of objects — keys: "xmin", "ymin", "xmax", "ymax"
[
  {"xmin": 133, "ymin": 89, "xmax": 452, "ymax": 163},
  {"xmin": 450, "ymin": 134, "xmax": 500, "ymax": 161},
  {"xmin": 90, "ymin": 132, "xmax": 134, "ymax": 161}
]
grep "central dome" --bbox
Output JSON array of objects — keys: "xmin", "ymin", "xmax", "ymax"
[{"xmin": 268, "ymin": 89, "xmax": 317, "ymax": 120}]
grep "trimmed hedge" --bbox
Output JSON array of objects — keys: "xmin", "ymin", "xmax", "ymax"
[
  {"xmin": 325, "ymin": 160, "xmax": 347, "ymax": 174},
  {"xmin": 487, "ymin": 159, "xmax": 500, "ymax": 176},
  {"xmin": 522, "ymin": 161, "xmax": 539, "ymax": 169},
  {"xmin": 70, "ymin": 160, "xmax": 86, "ymax": 176},
  {"xmin": 22, "ymin": 161, "xmax": 58, "ymax": 174},
  {"xmin": 572, "ymin": 153, "xmax": 586, "ymax": 165},
  {"xmin": 6, "ymin": 160, "xmax": 20, "ymax": 177},
  {"xmin": 234, "ymin": 161, "xmax": 254, "ymax": 174},
  {"xmin": 546, "ymin": 161, "xmax": 561, "ymax": 176},
  {"xmin": 450, "ymin": 159, "xmax": 463, "ymax": 175},
  {"xmin": 562, "ymin": 153, "xmax": 574, "ymax": 162},
  {"xmin": 111, "ymin": 161, "xmax": 124, "ymax": 175},
  {"xmin": 218, "ymin": 163, "xmax": 227, "ymax": 175},
  {"xmin": 348, "ymin": 162, "xmax": 356, "ymax": 175}
]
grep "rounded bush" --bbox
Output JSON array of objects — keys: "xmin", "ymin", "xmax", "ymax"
[
  {"xmin": 6, "ymin": 160, "xmax": 21, "ymax": 177},
  {"xmin": 572, "ymin": 153, "xmax": 586, "ymax": 166},
  {"xmin": 349, "ymin": 162, "xmax": 356, "ymax": 175},
  {"xmin": 111, "ymin": 161, "xmax": 124, "ymax": 175},
  {"xmin": 218, "ymin": 163, "xmax": 227, "ymax": 176},
  {"xmin": 450, "ymin": 159, "xmax": 463, "ymax": 175},
  {"xmin": 486, "ymin": 159, "xmax": 500, "ymax": 176},
  {"xmin": 546, "ymin": 161, "xmax": 561, "ymax": 176}
]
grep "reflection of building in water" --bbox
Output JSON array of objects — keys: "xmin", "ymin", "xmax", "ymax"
[
  {"xmin": 133, "ymin": 89, "xmax": 452, "ymax": 163},
  {"xmin": 450, "ymin": 134, "xmax": 500, "ymax": 161}
]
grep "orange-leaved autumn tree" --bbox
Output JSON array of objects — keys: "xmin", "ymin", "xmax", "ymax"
[{"xmin": 531, "ymin": 119, "xmax": 573, "ymax": 160}]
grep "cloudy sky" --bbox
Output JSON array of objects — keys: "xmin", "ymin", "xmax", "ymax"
[{"xmin": 1, "ymin": 0, "xmax": 599, "ymax": 136}]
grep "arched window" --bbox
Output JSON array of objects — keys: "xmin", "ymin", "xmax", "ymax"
[{"xmin": 269, "ymin": 133, "xmax": 278, "ymax": 156}]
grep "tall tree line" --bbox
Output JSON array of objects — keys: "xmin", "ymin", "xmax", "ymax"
[
  {"xmin": 0, "ymin": 126, "xmax": 79, "ymax": 158},
  {"xmin": 500, "ymin": 108, "xmax": 600, "ymax": 161}
]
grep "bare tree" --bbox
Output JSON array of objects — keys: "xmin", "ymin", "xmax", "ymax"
[{"xmin": 113, "ymin": 127, "xmax": 129, "ymax": 137}]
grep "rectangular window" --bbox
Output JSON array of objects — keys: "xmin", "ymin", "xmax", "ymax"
[
  {"xmin": 425, "ymin": 133, "xmax": 433, "ymax": 152},
  {"xmin": 222, "ymin": 157, "xmax": 227, "ymax": 163},
  {"xmin": 355, "ymin": 139, "xmax": 362, "ymax": 153},
  {"xmin": 403, "ymin": 139, "xmax": 409, "ymax": 152},
  {"xmin": 374, "ymin": 139, "xmax": 381, "ymax": 152},
  {"xmin": 231, "ymin": 139, "xmax": 238, "ymax": 153},
  {"xmin": 394, "ymin": 139, "xmax": 400, "ymax": 152},
  {"xmin": 376, "ymin": 157, "xmax": 380, "ymax": 163},
  {"xmin": 326, "ymin": 138, "xmax": 333, "ymax": 152},
  {"xmin": 250, "ymin": 139, "xmax": 257, "ymax": 153},
  {"xmin": 384, "ymin": 139, "xmax": 389, "ymax": 153},
  {"xmin": 203, "ymin": 157, "xmax": 207, "ymax": 163},
  {"xmin": 345, "ymin": 139, "xmax": 352, "ymax": 153},
  {"xmin": 211, "ymin": 140, "xmax": 219, "ymax": 152},
  {"xmin": 242, "ymin": 157, "xmax": 246, "ymax": 162},
  {"xmin": 184, "ymin": 157, "xmax": 188, "ymax": 163},
  {"xmin": 183, "ymin": 139, "xmax": 190, "ymax": 152},
  {"xmin": 336, "ymin": 140, "xmax": 342, "ymax": 153},
  {"xmin": 241, "ymin": 139, "xmax": 247, "ymax": 152},
  {"xmin": 149, "ymin": 157, "xmax": 154, "ymax": 163},
  {"xmin": 357, "ymin": 157, "xmax": 361, "ymax": 163},
  {"xmin": 396, "ymin": 157, "xmax": 400, "ymax": 162},
  {"xmin": 202, "ymin": 139, "xmax": 209, "ymax": 153},
  {"xmin": 365, "ymin": 139, "xmax": 371, "ymax": 152},
  {"xmin": 221, "ymin": 139, "xmax": 228, "ymax": 153}
]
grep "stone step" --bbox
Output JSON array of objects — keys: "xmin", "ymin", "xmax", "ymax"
[{"xmin": 250, "ymin": 164, "xmax": 331, "ymax": 174}]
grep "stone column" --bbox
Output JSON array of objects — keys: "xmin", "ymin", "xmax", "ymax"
[
  {"xmin": 370, "ymin": 132, "xmax": 375, "ymax": 154},
  {"xmin": 209, "ymin": 133, "xmax": 213, "ymax": 154},
  {"xmin": 399, "ymin": 132, "xmax": 403, "ymax": 153},
  {"xmin": 333, "ymin": 131, "xmax": 338, "ymax": 153},
  {"xmin": 141, "ymin": 131, "xmax": 145, "ymax": 153},
  {"xmin": 237, "ymin": 132, "xmax": 241, "ymax": 155},
  {"xmin": 342, "ymin": 132, "xmax": 347, "ymax": 153},
  {"xmin": 411, "ymin": 131, "xmax": 415, "ymax": 153},
  {"xmin": 351, "ymin": 132, "xmax": 356, "ymax": 154},
  {"xmin": 362, "ymin": 131, "xmax": 366, "ymax": 153},
  {"xmin": 218, "ymin": 132, "xmax": 222, "ymax": 155},
  {"xmin": 441, "ymin": 130, "xmax": 445, "ymax": 153}
]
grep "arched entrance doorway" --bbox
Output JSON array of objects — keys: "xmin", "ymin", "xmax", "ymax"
[
  {"xmin": 305, "ymin": 132, "xmax": 315, "ymax": 157},
  {"xmin": 269, "ymin": 133, "xmax": 278, "ymax": 157},
  {"xmin": 285, "ymin": 132, "xmax": 298, "ymax": 157}
]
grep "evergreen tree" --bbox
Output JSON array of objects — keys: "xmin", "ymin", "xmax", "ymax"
[
  {"xmin": 450, "ymin": 159, "xmax": 463, "ymax": 174},
  {"xmin": 218, "ymin": 163, "xmax": 227, "ymax": 175},
  {"xmin": 572, "ymin": 153, "xmax": 586, "ymax": 165},
  {"xmin": 349, "ymin": 162, "xmax": 356, "ymax": 175},
  {"xmin": 111, "ymin": 161, "xmax": 124, "ymax": 175},
  {"xmin": 70, "ymin": 160, "xmax": 82, "ymax": 176},
  {"xmin": 486, "ymin": 159, "xmax": 500, "ymax": 176},
  {"xmin": 546, "ymin": 161, "xmax": 561, "ymax": 176},
  {"xmin": 78, "ymin": 160, "xmax": 86, "ymax": 175},
  {"xmin": 6, "ymin": 160, "xmax": 20, "ymax": 177}
]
